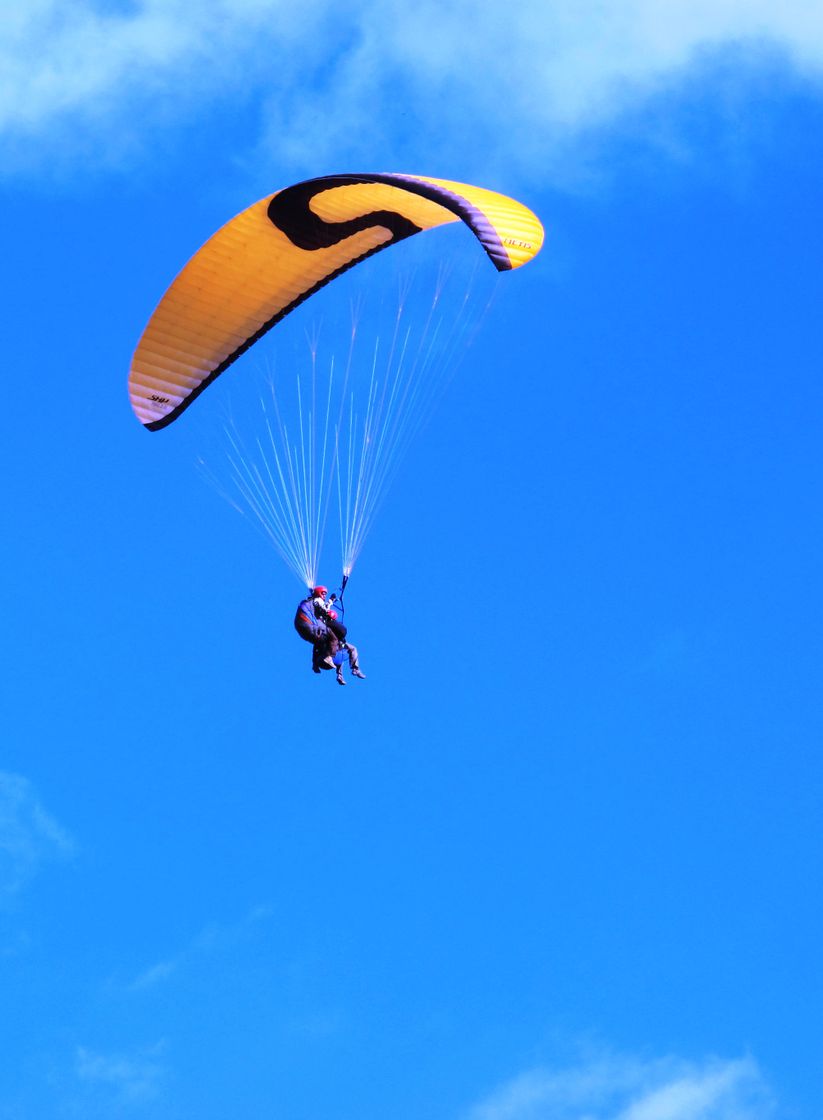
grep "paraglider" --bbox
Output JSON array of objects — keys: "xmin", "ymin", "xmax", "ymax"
[
  {"xmin": 128, "ymin": 172, "xmax": 543, "ymax": 679},
  {"xmin": 129, "ymin": 172, "xmax": 543, "ymax": 431}
]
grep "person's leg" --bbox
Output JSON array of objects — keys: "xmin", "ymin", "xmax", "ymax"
[
  {"xmin": 328, "ymin": 618, "xmax": 348, "ymax": 643},
  {"xmin": 345, "ymin": 643, "xmax": 365, "ymax": 678}
]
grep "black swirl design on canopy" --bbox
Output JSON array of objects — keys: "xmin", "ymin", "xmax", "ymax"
[
  {"xmin": 267, "ymin": 173, "xmax": 511, "ymax": 270},
  {"xmin": 267, "ymin": 174, "xmax": 423, "ymax": 249}
]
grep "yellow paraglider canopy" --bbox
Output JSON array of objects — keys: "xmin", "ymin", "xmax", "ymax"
[{"xmin": 129, "ymin": 172, "xmax": 544, "ymax": 431}]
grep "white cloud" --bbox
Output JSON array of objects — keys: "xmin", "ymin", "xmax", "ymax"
[
  {"xmin": 124, "ymin": 902, "xmax": 273, "ymax": 992},
  {"xmin": 127, "ymin": 957, "xmax": 178, "ymax": 991},
  {"xmin": 0, "ymin": 771, "xmax": 75, "ymax": 895},
  {"xmin": 466, "ymin": 1052, "xmax": 773, "ymax": 1120},
  {"xmin": 75, "ymin": 1042, "xmax": 166, "ymax": 1105},
  {"xmin": 0, "ymin": 1, "xmax": 311, "ymax": 132},
  {"xmin": 3, "ymin": 1, "xmax": 823, "ymax": 179}
]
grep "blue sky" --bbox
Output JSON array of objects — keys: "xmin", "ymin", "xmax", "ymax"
[{"xmin": 2, "ymin": 3, "xmax": 822, "ymax": 1117}]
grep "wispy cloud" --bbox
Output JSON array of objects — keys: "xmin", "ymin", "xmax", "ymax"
[
  {"xmin": 125, "ymin": 902, "xmax": 273, "ymax": 992},
  {"xmin": 3, "ymin": 2, "xmax": 823, "ymax": 179},
  {"xmin": 0, "ymin": 771, "xmax": 75, "ymax": 895},
  {"xmin": 75, "ymin": 1041, "xmax": 167, "ymax": 1107},
  {"xmin": 466, "ymin": 1052, "xmax": 773, "ymax": 1120},
  {"xmin": 128, "ymin": 957, "xmax": 178, "ymax": 992}
]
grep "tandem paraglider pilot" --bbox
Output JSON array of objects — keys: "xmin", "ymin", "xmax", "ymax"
[{"xmin": 294, "ymin": 586, "xmax": 365, "ymax": 687}]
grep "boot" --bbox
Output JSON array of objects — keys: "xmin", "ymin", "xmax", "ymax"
[{"xmin": 336, "ymin": 668, "xmax": 346, "ymax": 686}]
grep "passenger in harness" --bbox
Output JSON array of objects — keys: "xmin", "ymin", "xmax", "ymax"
[{"xmin": 293, "ymin": 585, "xmax": 365, "ymax": 686}]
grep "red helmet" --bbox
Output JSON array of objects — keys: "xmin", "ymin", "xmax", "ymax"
[{"xmin": 313, "ymin": 585, "xmax": 328, "ymax": 598}]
